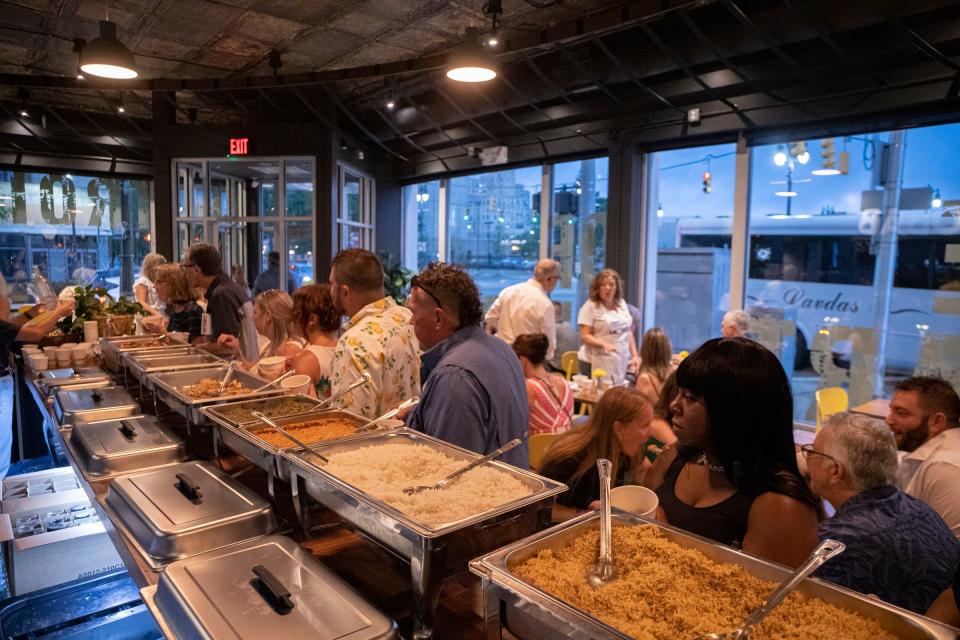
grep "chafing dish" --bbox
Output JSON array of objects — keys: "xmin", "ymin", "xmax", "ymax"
[
  {"xmin": 67, "ymin": 415, "xmax": 188, "ymax": 480},
  {"xmin": 141, "ymin": 535, "xmax": 398, "ymax": 640},
  {"xmin": 203, "ymin": 394, "xmax": 325, "ymax": 427},
  {"xmin": 54, "ymin": 386, "xmax": 140, "ymax": 427},
  {"xmin": 126, "ymin": 351, "xmax": 223, "ymax": 388},
  {"xmin": 469, "ymin": 512, "xmax": 957, "ymax": 640},
  {"xmin": 285, "ymin": 428, "xmax": 565, "ymax": 639},
  {"xmin": 103, "ymin": 461, "xmax": 276, "ymax": 570},
  {"xmin": 37, "ymin": 367, "xmax": 111, "ymax": 397},
  {"xmin": 150, "ymin": 366, "xmax": 277, "ymax": 425},
  {"xmin": 101, "ymin": 334, "xmax": 186, "ymax": 372}
]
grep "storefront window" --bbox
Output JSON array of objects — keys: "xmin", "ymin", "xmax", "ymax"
[
  {"xmin": 337, "ymin": 166, "xmax": 374, "ymax": 252},
  {"xmin": 402, "ymin": 181, "xmax": 440, "ymax": 269},
  {"xmin": 0, "ymin": 169, "xmax": 152, "ymax": 304}
]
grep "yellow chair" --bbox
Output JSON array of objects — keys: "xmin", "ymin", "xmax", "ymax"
[
  {"xmin": 815, "ymin": 387, "xmax": 848, "ymax": 432},
  {"xmin": 560, "ymin": 351, "xmax": 579, "ymax": 381},
  {"xmin": 529, "ymin": 432, "xmax": 561, "ymax": 471}
]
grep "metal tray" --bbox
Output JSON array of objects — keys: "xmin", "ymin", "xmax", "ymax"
[
  {"xmin": 469, "ymin": 512, "xmax": 957, "ymax": 640},
  {"xmin": 284, "ymin": 428, "xmax": 566, "ymax": 639},
  {"xmin": 126, "ymin": 351, "xmax": 223, "ymax": 388},
  {"xmin": 142, "ymin": 535, "xmax": 398, "ymax": 640},
  {"xmin": 37, "ymin": 368, "xmax": 112, "ymax": 397},
  {"xmin": 68, "ymin": 414, "xmax": 188, "ymax": 480},
  {"xmin": 103, "ymin": 461, "xmax": 276, "ymax": 571},
  {"xmin": 203, "ymin": 394, "xmax": 326, "ymax": 427},
  {"xmin": 101, "ymin": 335, "xmax": 186, "ymax": 372},
  {"xmin": 150, "ymin": 366, "xmax": 277, "ymax": 425},
  {"xmin": 54, "ymin": 386, "xmax": 141, "ymax": 426}
]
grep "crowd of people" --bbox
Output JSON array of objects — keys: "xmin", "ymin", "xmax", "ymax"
[{"xmin": 3, "ymin": 246, "xmax": 959, "ymax": 626}]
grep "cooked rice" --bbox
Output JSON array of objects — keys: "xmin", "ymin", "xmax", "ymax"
[
  {"xmin": 321, "ymin": 442, "xmax": 532, "ymax": 526},
  {"xmin": 180, "ymin": 378, "xmax": 252, "ymax": 399},
  {"xmin": 512, "ymin": 525, "xmax": 897, "ymax": 640},
  {"xmin": 251, "ymin": 417, "xmax": 358, "ymax": 447}
]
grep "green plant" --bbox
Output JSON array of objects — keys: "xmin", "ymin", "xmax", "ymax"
[
  {"xmin": 107, "ymin": 296, "xmax": 146, "ymax": 316},
  {"xmin": 380, "ymin": 252, "xmax": 414, "ymax": 305},
  {"xmin": 55, "ymin": 285, "xmax": 111, "ymax": 339}
]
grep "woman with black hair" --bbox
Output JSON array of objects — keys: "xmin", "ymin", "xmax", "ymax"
[{"xmin": 644, "ymin": 337, "xmax": 819, "ymax": 568}]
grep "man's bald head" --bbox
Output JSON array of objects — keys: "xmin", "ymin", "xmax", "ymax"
[{"xmin": 534, "ymin": 259, "xmax": 561, "ymax": 293}]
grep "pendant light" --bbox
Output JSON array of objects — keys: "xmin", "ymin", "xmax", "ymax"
[
  {"xmin": 446, "ymin": 27, "xmax": 496, "ymax": 83},
  {"xmin": 80, "ymin": 20, "xmax": 138, "ymax": 79}
]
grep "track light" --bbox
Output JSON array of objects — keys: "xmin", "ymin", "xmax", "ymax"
[
  {"xmin": 385, "ymin": 99, "xmax": 396, "ymax": 110},
  {"xmin": 446, "ymin": 27, "xmax": 497, "ymax": 83},
  {"xmin": 19, "ymin": 108, "xmax": 29, "ymax": 118},
  {"xmin": 80, "ymin": 20, "xmax": 137, "ymax": 79}
]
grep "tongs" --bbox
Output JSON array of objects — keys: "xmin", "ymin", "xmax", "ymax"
[
  {"xmin": 354, "ymin": 396, "xmax": 420, "ymax": 433},
  {"xmin": 251, "ymin": 411, "xmax": 328, "ymax": 465},
  {"xmin": 315, "ymin": 371, "xmax": 372, "ymax": 410},
  {"xmin": 695, "ymin": 539, "xmax": 845, "ymax": 639},
  {"xmin": 401, "ymin": 438, "xmax": 522, "ymax": 495},
  {"xmin": 587, "ymin": 458, "xmax": 616, "ymax": 587},
  {"xmin": 217, "ymin": 361, "xmax": 237, "ymax": 395}
]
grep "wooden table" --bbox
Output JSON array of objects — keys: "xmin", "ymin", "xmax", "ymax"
[
  {"xmin": 572, "ymin": 386, "xmax": 604, "ymax": 405},
  {"xmin": 850, "ymin": 398, "xmax": 891, "ymax": 419}
]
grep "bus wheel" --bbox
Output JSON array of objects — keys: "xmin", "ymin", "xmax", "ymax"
[{"xmin": 795, "ymin": 330, "xmax": 811, "ymax": 371}]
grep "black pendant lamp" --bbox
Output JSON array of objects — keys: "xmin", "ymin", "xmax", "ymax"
[
  {"xmin": 446, "ymin": 27, "xmax": 497, "ymax": 83},
  {"xmin": 79, "ymin": 20, "xmax": 138, "ymax": 79}
]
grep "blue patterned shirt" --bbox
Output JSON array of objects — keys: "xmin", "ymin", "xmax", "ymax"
[{"xmin": 815, "ymin": 486, "xmax": 960, "ymax": 613}]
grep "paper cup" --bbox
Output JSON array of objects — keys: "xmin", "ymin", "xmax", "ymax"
[
  {"xmin": 28, "ymin": 355, "xmax": 48, "ymax": 371},
  {"xmin": 55, "ymin": 346, "xmax": 74, "ymax": 367},
  {"xmin": 83, "ymin": 320, "xmax": 99, "ymax": 343},
  {"xmin": 258, "ymin": 356, "xmax": 287, "ymax": 379},
  {"xmin": 280, "ymin": 374, "xmax": 312, "ymax": 396},
  {"xmin": 72, "ymin": 343, "xmax": 94, "ymax": 364},
  {"xmin": 42, "ymin": 346, "xmax": 59, "ymax": 357},
  {"xmin": 610, "ymin": 485, "xmax": 659, "ymax": 518}
]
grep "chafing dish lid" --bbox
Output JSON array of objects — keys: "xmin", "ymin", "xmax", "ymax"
[
  {"xmin": 109, "ymin": 461, "xmax": 270, "ymax": 531},
  {"xmin": 155, "ymin": 535, "xmax": 397, "ymax": 640},
  {"xmin": 40, "ymin": 367, "xmax": 107, "ymax": 379},
  {"xmin": 131, "ymin": 353, "xmax": 221, "ymax": 368},
  {"xmin": 72, "ymin": 415, "xmax": 183, "ymax": 457},
  {"xmin": 55, "ymin": 386, "xmax": 138, "ymax": 413}
]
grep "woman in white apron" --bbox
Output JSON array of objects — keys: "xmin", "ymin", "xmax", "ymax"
[{"xmin": 577, "ymin": 269, "xmax": 640, "ymax": 385}]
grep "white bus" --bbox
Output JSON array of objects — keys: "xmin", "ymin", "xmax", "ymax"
[{"xmin": 672, "ymin": 211, "xmax": 960, "ymax": 372}]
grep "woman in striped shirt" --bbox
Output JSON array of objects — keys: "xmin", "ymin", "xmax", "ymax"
[{"xmin": 513, "ymin": 333, "xmax": 574, "ymax": 436}]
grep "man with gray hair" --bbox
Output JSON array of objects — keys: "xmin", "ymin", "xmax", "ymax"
[
  {"xmin": 484, "ymin": 258, "xmax": 560, "ymax": 360},
  {"xmin": 721, "ymin": 309, "xmax": 750, "ymax": 338},
  {"xmin": 804, "ymin": 412, "xmax": 960, "ymax": 613}
]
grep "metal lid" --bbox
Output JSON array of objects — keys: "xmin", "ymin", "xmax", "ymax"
[
  {"xmin": 54, "ymin": 386, "xmax": 140, "ymax": 424},
  {"xmin": 38, "ymin": 369, "xmax": 112, "ymax": 396},
  {"xmin": 39, "ymin": 366, "xmax": 107, "ymax": 380},
  {"xmin": 70, "ymin": 416, "xmax": 186, "ymax": 477},
  {"xmin": 154, "ymin": 536, "xmax": 397, "ymax": 640}
]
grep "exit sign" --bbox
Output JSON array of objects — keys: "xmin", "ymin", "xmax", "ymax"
[{"xmin": 229, "ymin": 138, "xmax": 249, "ymax": 156}]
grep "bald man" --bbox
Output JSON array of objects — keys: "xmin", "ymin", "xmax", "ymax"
[{"xmin": 484, "ymin": 259, "xmax": 560, "ymax": 361}]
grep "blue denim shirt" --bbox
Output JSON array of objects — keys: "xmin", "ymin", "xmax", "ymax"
[
  {"xmin": 815, "ymin": 486, "xmax": 960, "ymax": 613},
  {"xmin": 406, "ymin": 325, "xmax": 529, "ymax": 469}
]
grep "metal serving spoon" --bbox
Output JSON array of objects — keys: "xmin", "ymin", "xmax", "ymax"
[
  {"xmin": 587, "ymin": 458, "xmax": 616, "ymax": 588},
  {"xmin": 251, "ymin": 410, "xmax": 328, "ymax": 465},
  {"xmin": 248, "ymin": 370, "xmax": 296, "ymax": 394},
  {"xmin": 217, "ymin": 361, "xmax": 237, "ymax": 395},
  {"xmin": 354, "ymin": 396, "xmax": 420, "ymax": 433},
  {"xmin": 315, "ymin": 371, "xmax": 372, "ymax": 410},
  {"xmin": 401, "ymin": 438, "xmax": 522, "ymax": 495},
  {"xmin": 695, "ymin": 539, "xmax": 846, "ymax": 640}
]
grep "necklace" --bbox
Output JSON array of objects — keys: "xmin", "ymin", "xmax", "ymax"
[{"xmin": 694, "ymin": 451, "xmax": 725, "ymax": 473}]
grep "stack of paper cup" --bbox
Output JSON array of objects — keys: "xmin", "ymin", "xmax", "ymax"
[{"xmin": 83, "ymin": 320, "xmax": 99, "ymax": 343}]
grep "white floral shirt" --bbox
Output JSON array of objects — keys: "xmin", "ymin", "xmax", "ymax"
[{"xmin": 331, "ymin": 297, "xmax": 420, "ymax": 418}]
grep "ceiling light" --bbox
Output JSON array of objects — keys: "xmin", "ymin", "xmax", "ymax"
[
  {"xmin": 18, "ymin": 108, "xmax": 29, "ymax": 117},
  {"xmin": 117, "ymin": 105, "xmax": 125, "ymax": 113},
  {"xmin": 79, "ymin": 20, "xmax": 138, "ymax": 79},
  {"xmin": 446, "ymin": 27, "xmax": 497, "ymax": 83},
  {"xmin": 386, "ymin": 99, "xmax": 396, "ymax": 110},
  {"xmin": 774, "ymin": 190, "xmax": 798, "ymax": 197},
  {"xmin": 487, "ymin": 36, "xmax": 499, "ymax": 47},
  {"xmin": 811, "ymin": 168, "xmax": 841, "ymax": 176}
]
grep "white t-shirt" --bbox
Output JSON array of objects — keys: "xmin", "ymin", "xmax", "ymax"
[
  {"xmin": 484, "ymin": 279, "xmax": 556, "ymax": 360},
  {"xmin": 897, "ymin": 428, "xmax": 960, "ymax": 539},
  {"xmin": 577, "ymin": 299, "xmax": 633, "ymax": 384}
]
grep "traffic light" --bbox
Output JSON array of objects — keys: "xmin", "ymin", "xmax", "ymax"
[
  {"xmin": 702, "ymin": 171, "xmax": 712, "ymax": 193},
  {"xmin": 820, "ymin": 138, "xmax": 835, "ymax": 169}
]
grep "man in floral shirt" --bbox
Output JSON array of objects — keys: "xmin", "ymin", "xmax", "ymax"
[{"xmin": 329, "ymin": 249, "xmax": 420, "ymax": 418}]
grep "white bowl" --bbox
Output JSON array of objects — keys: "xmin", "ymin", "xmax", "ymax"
[
  {"xmin": 258, "ymin": 356, "xmax": 287, "ymax": 379},
  {"xmin": 610, "ymin": 485, "xmax": 659, "ymax": 518},
  {"xmin": 280, "ymin": 374, "xmax": 312, "ymax": 396}
]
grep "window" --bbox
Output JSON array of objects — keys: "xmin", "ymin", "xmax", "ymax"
[
  {"xmin": 402, "ymin": 181, "xmax": 440, "ymax": 269},
  {"xmin": 0, "ymin": 169, "xmax": 152, "ymax": 304},
  {"xmin": 337, "ymin": 167, "xmax": 374, "ymax": 251},
  {"xmin": 748, "ymin": 235, "xmax": 875, "ymax": 285},
  {"xmin": 895, "ymin": 236, "xmax": 960, "ymax": 290}
]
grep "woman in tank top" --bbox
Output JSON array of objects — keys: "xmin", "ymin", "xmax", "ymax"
[
  {"xmin": 643, "ymin": 337, "xmax": 820, "ymax": 568},
  {"xmin": 218, "ymin": 289, "xmax": 303, "ymax": 376},
  {"xmin": 512, "ymin": 333, "xmax": 573, "ymax": 435},
  {"xmin": 634, "ymin": 327, "xmax": 674, "ymax": 404},
  {"xmin": 290, "ymin": 284, "xmax": 340, "ymax": 398}
]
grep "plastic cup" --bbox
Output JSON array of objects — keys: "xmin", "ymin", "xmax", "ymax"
[
  {"xmin": 258, "ymin": 356, "xmax": 287, "ymax": 379},
  {"xmin": 29, "ymin": 355, "xmax": 49, "ymax": 371},
  {"xmin": 42, "ymin": 346, "xmax": 58, "ymax": 357},
  {"xmin": 280, "ymin": 374, "xmax": 312, "ymax": 396},
  {"xmin": 610, "ymin": 485, "xmax": 659, "ymax": 518},
  {"xmin": 72, "ymin": 343, "xmax": 93, "ymax": 364},
  {"xmin": 83, "ymin": 320, "xmax": 99, "ymax": 343},
  {"xmin": 55, "ymin": 346, "xmax": 74, "ymax": 367}
]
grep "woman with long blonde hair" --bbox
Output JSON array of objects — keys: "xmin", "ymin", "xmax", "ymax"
[
  {"xmin": 634, "ymin": 327, "xmax": 674, "ymax": 403},
  {"xmin": 218, "ymin": 289, "xmax": 304, "ymax": 372},
  {"xmin": 134, "ymin": 252, "xmax": 167, "ymax": 317},
  {"xmin": 539, "ymin": 386, "xmax": 653, "ymax": 522}
]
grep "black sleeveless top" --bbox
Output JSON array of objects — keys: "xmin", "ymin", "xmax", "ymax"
[{"xmin": 655, "ymin": 453, "xmax": 756, "ymax": 549}]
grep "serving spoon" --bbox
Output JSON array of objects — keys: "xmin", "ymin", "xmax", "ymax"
[
  {"xmin": 315, "ymin": 371, "xmax": 372, "ymax": 410},
  {"xmin": 586, "ymin": 458, "xmax": 617, "ymax": 587},
  {"xmin": 401, "ymin": 438, "xmax": 522, "ymax": 495},
  {"xmin": 694, "ymin": 539, "xmax": 845, "ymax": 639},
  {"xmin": 354, "ymin": 396, "xmax": 420, "ymax": 433},
  {"xmin": 251, "ymin": 410, "xmax": 329, "ymax": 465}
]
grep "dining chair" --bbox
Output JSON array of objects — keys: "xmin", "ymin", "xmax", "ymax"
[{"xmin": 815, "ymin": 386, "xmax": 849, "ymax": 432}]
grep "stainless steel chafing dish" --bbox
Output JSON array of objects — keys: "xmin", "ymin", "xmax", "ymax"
[
  {"xmin": 203, "ymin": 394, "xmax": 325, "ymax": 427},
  {"xmin": 103, "ymin": 461, "xmax": 276, "ymax": 571},
  {"xmin": 150, "ymin": 366, "xmax": 277, "ymax": 425},
  {"xmin": 469, "ymin": 511, "xmax": 958, "ymax": 640},
  {"xmin": 54, "ymin": 386, "xmax": 141, "ymax": 427},
  {"xmin": 284, "ymin": 428, "xmax": 566, "ymax": 640},
  {"xmin": 141, "ymin": 535, "xmax": 399, "ymax": 640},
  {"xmin": 101, "ymin": 335, "xmax": 186, "ymax": 372},
  {"xmin": 205, "ymin": 405, "xmax": 367, "ymax": 497},
  {"xmin": 37, "ymin": 367, "xmax": 112, "ymax": 397},
  {"xmin": 67, "ymin": 414, "xmax": 187, "ymax": 480},
  {"xmin": 125, "ymin": 351, "xmax": 223, "ymax": 388}
]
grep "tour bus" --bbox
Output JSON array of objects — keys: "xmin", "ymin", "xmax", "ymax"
[{"xmin": 672, "ymin": 210, "xmax": 960, "ymax": 372}]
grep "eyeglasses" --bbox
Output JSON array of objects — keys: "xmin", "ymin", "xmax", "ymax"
[
  {"xmin": 410, "ymin": 276, "xmax": 443, "ymax": 309},
  {"xmin": 799, "ymin": 444, "xmax": 837, "ymax": 463}
]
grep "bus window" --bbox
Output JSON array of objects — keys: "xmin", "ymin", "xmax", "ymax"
[
  {"xmin": 895, "ymin": 235, "xmax": 960, "ymax": 290},
  {"xmin": 749, "ymin": 235, "xmax": 875, "ymax": 285},
  {"xmin": 679, "ymin": 234, "xmax": 731, "ymax": 249}
]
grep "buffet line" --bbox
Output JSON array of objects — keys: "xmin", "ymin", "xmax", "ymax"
[{"xmin": 13, "ymin": 335, "xmax": 957, "ymax": 640}]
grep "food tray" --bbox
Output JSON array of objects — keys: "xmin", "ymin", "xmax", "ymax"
[
  {"xmin": 150, "ymin": 366, "xmax": 277, "ymax": 425},
  {"xmin": 468, "ymin": 512, "xmax": 957, "ymax": 640},
  {"xmin": 125, "ymin": 351, "xmax": 223, "ymax": 388},
  {"xmin": 101, "ymin": 335, "xmax": 186, "ymax": 372},
  {"xmin": 203, "ymin": 394, "xmax": 325, "ymax": 427},
  {"xmin": 67, "ymin": 414, "xmax": 188, "ymax": 480},
  {"xmin": 284, "ymin": 428, "xmax": 565, "ymax": 639},
  {"xmin": 53, "ymin": 386, "xmax": 141, "ymax": 426}
]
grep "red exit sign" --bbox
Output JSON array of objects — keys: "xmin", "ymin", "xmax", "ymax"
[{"xmin": 229, "ymin": 138, "xmax": 249, "ymax": 156}]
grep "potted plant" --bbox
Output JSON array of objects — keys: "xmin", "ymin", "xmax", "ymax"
[
  {"xmin": 55, "ymin": 285, "xmax": 147, "ymax": 341},
  {"xmin": 380, "ymin": 252, "xmax": 414, "ymax": 305}
]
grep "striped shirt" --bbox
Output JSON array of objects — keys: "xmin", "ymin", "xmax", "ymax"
[{"xmin": 527, "ymin": 376, "xmax": 573, "ymax": 435}]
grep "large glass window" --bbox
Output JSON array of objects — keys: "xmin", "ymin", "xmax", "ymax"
[
  {"xmin": 402, "ymin": 181, "xmax": 440, "ymax": 269},
  {"xmin": 0, "ymin": 169, "xmax": 152, "ymax": 304},
  {"xmin": 337, "ymin": 167, "xmax": 374, "ymax": 251}
]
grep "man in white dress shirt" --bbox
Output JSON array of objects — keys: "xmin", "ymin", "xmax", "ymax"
[
  {"xmin": 484, "ymin": 259, "xmax": 560, "ymax": 361},
  {"xmin": 885, "ymin": 376, "xmax": 960, "ymax": 538}
]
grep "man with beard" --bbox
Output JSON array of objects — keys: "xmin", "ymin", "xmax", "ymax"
[{"xmin": 885, "ymin": 376, "xmax": 960, "ymax": 538}]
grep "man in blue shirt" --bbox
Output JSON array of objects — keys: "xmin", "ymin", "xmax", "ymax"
[
  {"xmin": 405, "ymin": 263, "xmax": 529, "ymax": 469},
  {"xmin": 804, "ymin": 412, "xmax": 960, "ymax": 614},
  {"xmin": 252, "ymin": 251, "xmax": 297, "ymax": 296}
]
